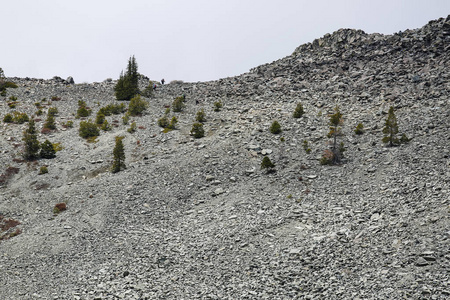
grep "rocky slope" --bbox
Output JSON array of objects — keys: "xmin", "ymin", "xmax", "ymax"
[{"xmin": 0, "ymin": 16, "xmax": 449, "ymax": 299}]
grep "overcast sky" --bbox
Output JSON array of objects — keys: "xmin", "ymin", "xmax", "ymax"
[{"xmin": 2, "ymin": 0, "xmax": 449, "ymax": 83}]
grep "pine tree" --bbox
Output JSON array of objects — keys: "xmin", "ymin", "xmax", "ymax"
[
  {"xmin": 112, "ymin": 136, "xmax": 126, "ymax": 173},
  {"xmin": 114, "ymin": 56, "xmax": 139, "ymax": 100},
  {"xmin": 40, "ymin": 140, "xmax": 56, "ymax": 159},
  {"xmin": 382, "ymin": 106, "xmax": 399, "ymax": 147},
  {"xmin": 325, "ymin": 105, "xmax": 344, "ymax": 164},
  {"xmin": 23, "ymin": 119, "xmax": 40, "ymax": 160},
  {"xmin": 293, "ymin": 103, "xmax": 304, "ymax": 118}
]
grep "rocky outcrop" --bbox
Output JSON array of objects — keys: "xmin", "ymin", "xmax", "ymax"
[{"xmin": 0, "ymin": 16, "xmax": 448, "ymax": 299}]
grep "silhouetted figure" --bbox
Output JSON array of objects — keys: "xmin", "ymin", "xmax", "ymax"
[
  {"xmin": 153, "ymin": 83, "xmax": 157, "ymax": 91},
  {"xmin": 161, "ymin": 78, "xmax": 165, "ymax": 85}
]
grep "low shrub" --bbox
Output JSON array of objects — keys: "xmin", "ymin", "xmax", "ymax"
[
  {"xmin": 213, "ymin": 100, "xmax": 222, "ymax": 112},
  {"xmin": 39, "ymin": 166, "xmax": 48, "ymax": 175},
  {"xmin": 3, "ymin": 113, "xmax": 13, "ymax": 123},
  {"xmin": 196, "ymin": 109, "xmax": 206, "ymax": 123},
  {"xmin": 293, "ymin": 103, "xmax": 304, "ymax": 118},
  {"xmin": 167, "ymin": 116, "xmax": 178, "ymax": 130},
  {"xmin": 62, "ymin": 120, "xmax": 73, "ymax": 128},
  {"xmin": 172, "ymin": 96, "xmax": 185, "ymax": 112},
  {"xmin": 191, "ymin": 123, "xmax": 204, "ymax": 138},
  {"xmin": 270, "ymin": 121, "xmax": 282, "ymax": 134},
  {"xmin": 43, "ymin": 113, "xmax": 56, "ymax": 130},
  {"xmin": 354, "ymin": 123, "xmax": 364, "ymax": 135},
  {"xmin": 127, "ymin": 121, "xmax": 136, "ymax": 133},
  {"xmin": 53, "ymin": 203, "xmax": 66, "ymax": 214},
  {"xmin": 158, "ymin": 116, "xmax": 169, "ymax": 128},
  {"xmin": 101, "ymin": 120, "xmax": 111, "ymax": 131},
  {"xmin": 96, "ymin": 112, "xmax": 105, "ymax": 125},
  {"xmin": 128, "ymin": 95, "xmax": 148, "ymax": 116},
  {"xmin": 303, "ymin": 140, "xmax": 311, "ymax": 154},
  {"xmin": 40, "ymin": 140, "xmax": 56, "ymax": 159},
  {"xmin": 79, "ymin": 119, "xmax": 99, "ymax": 138},
  {"xmin": 261, "ymin": 156, "xmax": 275, "ymax": 173},
  {"xmin": 48, "ymin": 107, "xmax": 58, "ymax": 116}
]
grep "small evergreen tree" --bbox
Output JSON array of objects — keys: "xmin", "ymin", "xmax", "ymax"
[
  {"xmin": 354, "ymin": 123, "xmax": 364, "ymax": 135},
  {"xmin": 23, "ymin": 119, "xmax": 40, "ymax": 160},
  {"xmin": 213, "ymin": 100, "xmax": 222, "ymax": 112},
  {"xmin": 324, "ymin": 105, "xmax": 344, "ymax": 164},
  {"xmin": 270, "ymin": 121, "xmax": 282, "ymax": 134},
  {"xmin": 382, "ymin": 106, "xmax": 399, "ymax": 147},
  {"xmin": 172, "ymin": 96, "xmax": 185, "ymax": 112},
  {"xmin": 112, "ymin": 136, "xmax": 126, "ymax": 173},
  {"xmin": 196, "ymin": 109, "xmax": 206, "ymax": 123},
  {"xmin": 261, "ymin": 156, "xmax": 275, "ymax": 173},
  {"xmin": 191, "ymin": 123, "xmax": 204, "ymax": 138},
  {"xmin": 40, "ymin": 140, "xmax": 56, "ymax": 159},
  {"xmin": 44, "ymin": 113, "xmax": 56, "ymax": 130},
  {"xmin": 293, "ymin": 103, "xmax": 304, "ymax": 118}
]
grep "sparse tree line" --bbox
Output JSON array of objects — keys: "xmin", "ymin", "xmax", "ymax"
[{"xmin": 1, "ymin": 58, "xmax": 410, "ymax": 175}]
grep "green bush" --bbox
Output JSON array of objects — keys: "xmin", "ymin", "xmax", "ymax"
[
  {"xmin": 270, "ymin": 121, "xmax": 282, "ymax": 134},
  {"xmin": 157, "ymin": 116, "xmax": 169, "ymax": 128},
  {"xmin": 122, "ymin": 113, "xmax": 130, "ymax": 125},
  {"xmin": 141, "ymin": 82, "xmax": 154, "ymax": 98},
  {"xmin": 167, "ymin": 116, "xmax": 178, "ymax": 130},
  {"xmin": 43, "ymin": 113, "xmax": 56, "ymax": 130},
  {"xmin": 40, "ymin": 140, "xmax": 56, "ymax": 159},
  {"xmin": 62, "ymin": 120, "xmax": 73, "ymax": 128},
  {"xmin": 48, "ymin": 107, "xmax": 58, "ymax": 117},
  {"xmin": 354, "ymin": 123, "xmax": 364, "ymax": 135},
  {"xmin": 293, "ymin": 103, "xmax": 304, "ymax": 118},
  {"xmin": 128, "ymin": 95, "xmax": 148, "ymax": 116},
  {"xmin": 213, "ymin": 100, "xmax": 222, "ymax": 112},
  {"xmin": 127, "ymin": 121, "xmax": 137, "ymax": 133},
  {"xmin": 3, "ymin": 113, "xmax": 13, "ymax": 123},
  {"xmin": 101, "ymin": 120, "xmax": 111, "ymax": 131},
  {"xmin": 8, "ymin": 102, "xmax": 16, "ymax": 109},
  {"xmin": 303, "ymin": 140, "xmax": 311, "ymax": 154},
  {"xmin": 96, "ymin": 112, "xmax": 105, "ymax": 125},
  {"xmin": 261, "ymin": 156, "xmax": 275, "ymax": 173},
  {"xmin": 191, "ymin": 123, "xmax": 204, "ymax": 138},
  {"xmin": 13, "ymin": 112, "xmax": 29, "ymax": 124},
  {"xmin": 400, "ymin": 133, "xmax": 410, "ymax": 144},
  {"xmin": 196, "ymin": 109, "xmax": 206, "ymax": 123},
  {"xmin": 39, "ymin": 166, "xmax": 48, "ymax": 175},
  {"xmin": 172, "ymin": 96, "xmax": 185, "ymax": 112},
  {"xmin": 79, "ymin": 120, "xmax": 99, "ymax": 138},
  {"xmin": 77, "ymin": 106, "xmax": 91, "ymax": 118},
  {"xmin": 9, "ymin": 96, "xmax": 17, "ymax": 101},
  {"xmin": 36, "ymin": 109, "xmax": 43, "ymax": 116}
]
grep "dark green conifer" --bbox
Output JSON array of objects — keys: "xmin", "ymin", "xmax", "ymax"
[
  {"xmin": 23, "ymin": 119, "xmax": 40, "ymax": 160},
  {"xmin": 112, "ymin": 136, "xmax": 126, "ymax": 173},
  {"xmin": 382, "ymin": 106, "xmax": 399, "ymax": 147}
]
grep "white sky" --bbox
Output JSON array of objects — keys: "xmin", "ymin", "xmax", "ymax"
[{"xmin": 2, "ymin": 0, "xmax": 449, "ymax": 83}]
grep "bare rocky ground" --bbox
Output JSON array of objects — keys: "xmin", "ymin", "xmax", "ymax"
[{"xmin": 0, "ymin": 16, "xmax": 449, "ymax": 299}]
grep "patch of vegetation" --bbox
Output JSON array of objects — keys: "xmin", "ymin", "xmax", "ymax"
[
  {"xmin": 191, "ymin": 122, "xmax": 204, "ymax": 138},
  {"xmin": 354, "ymin": 123, "xmax": 364, "ymax": 135},
  {"xmin": 53, "ymin": 203, "xmax": 67, "ymax": 214},
  {"xmin": 52, "ymin": 142, "xmax": 64, "ymax": 152},
  {"xmin": 261, "ymin": 156, "xmax": 275, "ymax": 173},
  {"xmin": 270, "ymin": 121, "xmax": 282, "ymax": 134},
  {"xmin": 127, "ymin": 121, "xmax": 137, "ymax": 133},
  {"xmin": 62, "ymin": 120, "xmax": 73, "ymax": 128},
  {"xmin": 128, "ymin": 95, "xmax": 148, "ymax": 116},
  {"xmin": 22, "ymin": 119, "xmax": 40, "ymax": 160},
  {"xmin": 322, "ymin": 105, "xmax": 345, "ymax": 165},
  {"xmin": 293, "ymin": 102, "xmax": 304, "ymax": 118},
  {"xmin": 3, "ymin": 113, "xmax": 13, "ymax": 123},
  {"xmin": 79, "ymin": 119, "xmax": 99, "ymax": 139},
  {"xmin": 48, "ymin": 107, "xmax": 58, "ymax": 117},
  {"xmin": 112, "ymin": 136, "xmax": 126, "ymax": 173},
  {"xmin": 303, "ymin": 140, "xmax": 312, "ymax": 154},
  {"xmin": 114, "ymin": 56, "xmax": 139, "ymax": 100},
  {"xmin": 43, "ymin": 112, "xmax": 56, "ymax": 130},
  {"xmin": 213, "ymin": 100, "xmax": 222, "ymax": 112},
  {"xmin": 382, "ymin": 106, "xmax": 409, "ymax": 147},
  {"xmin": 122, "ymin": 112, "xmax": 130, "ymax": 125},
  {"xmin": 0, "ymin": 214, "xmax": 21, "ymax": 242},
  {"xmin": 96, "ymin": 112, "xmax": 105, "ymax": 125},
  {"xmin": 172, "ymin": 96, "xmax": 185, "ymax": 112},
  {"xmin": 39, "ymin": 166, "xmax": 49, "ymax": 174},
  {"xmin": 40, "ymin": 140, "xmax": 56, "ymax": 159},
  {"xmin": 101, "ymin": 120, "xmax": 111, "ymax": 131},
  {"xmin": 196, "ymin": 109, "xmax": 206, "ymax": 123}
]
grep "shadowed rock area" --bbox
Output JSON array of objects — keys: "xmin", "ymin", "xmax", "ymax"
[{"xmin": 0, "ymin": 15, "xmax": 449, "ymax": 299}]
